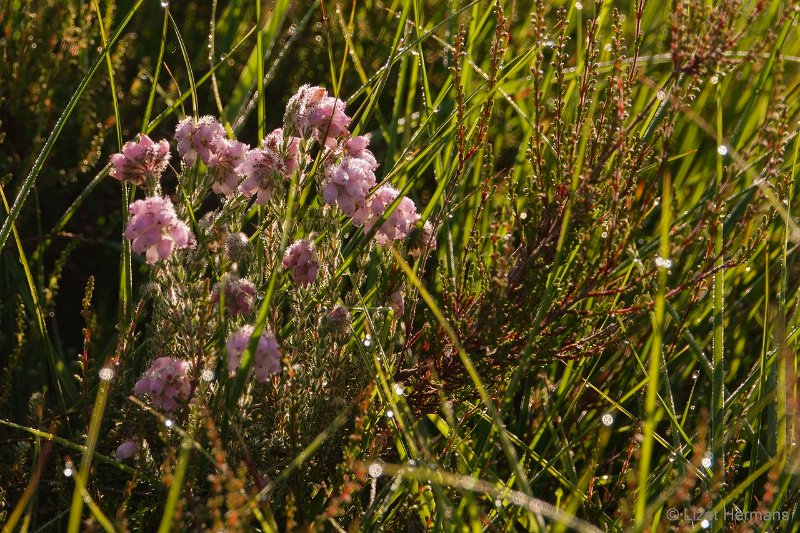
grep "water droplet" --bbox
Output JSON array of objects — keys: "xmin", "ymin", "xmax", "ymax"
[
  {"xmin": 656, "ymin": 90, "xmax": 667, "ymax": 101},
  {"xmin": 160, "ymin": 0, "xmax": 169, "ymax": 7},
  {"xmin": 700, "ymin": 519, "xmax": 710, "ymax": 529},
  {"xmin": 201, "ymin": 369, "xmax": 215, "ymax": 382},
  {"xmin": 363, "ymin": 334, "xmax": 372, "ymax": 347},
  {"xmin": 394, "ymin": 384, "xmax": 404, "ymax": 395},
  {"xmin": 701, "ymin": 454, "xmax": 712, "ymax": 468},
  {"xmin": 601, "ymin": 413, "xmax": 614, "ymax": 426},
  {"xmin": 63, "ymin": 467, "xmax": 73, "ymax": 477},
  {"xmin": 98, "ymin": 367, "xmax": 115, "ymax": 381},
  {"xmin": 256, "ymin": 291, "xmax": 265, "ymax": 300},
  {"xmin": 717, "ymin": 145, "xmax": 728, "ymax": 156},
  {"xmin": 165, "ymin": 419, "xmax": 174, "ymax": 428},
  {"xmin": 575, "ymin": 1, "xmax": 583, "ymax": 9},
  {"xmin": 519, "ymin": 212, "xmax": 528, "ymax": 220},
  {"xmin": 655, "ymin": 256, "xmax": 673, "ymax": 269},
  {"xmin": 386, "ymin": 409, "xmax": 394, "ymax": 419},
  {"xmin": 692, "ymin": 369, "xmax": 700, "ymax": 380},
  {"xmin": 710, "ymin": 75, "xmax": 719, "ymax": 85},
  {"xmin": 368, "ymin": 462, "xmax": 383, "ymax": 478}
]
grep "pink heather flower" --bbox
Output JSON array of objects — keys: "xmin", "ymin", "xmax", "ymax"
[
  {"xmin": 343, "ymin": 136, "xmax": 379, "ymax": 168},
  {"xmin": 408, "ymin": 220, "xmax": 437, "ymax": 259},
  {"xmin": 389, "ymin": 290, "xmax": 404, "ymax": 316},
  {"xmin": 133, "ymin": 357, "xmax": 191, "ymax": 412},
  {"xmin": 125, "ymin": 197, "xmax": 193, "ymax": 265},
  {"xmin": 322, "ymin": 305, "xmax": 351, "ymax": 337},
  {"xmin": 208, "ymin": 138, "xmax": 249, "ymax": 195},
  {"xmin": 262, "ymin": 128, "xmax": 302, "ymax": 174},
  {"xmin": 236, "ymin": 130, "xmax": 300, "ymax": 205},
  {"xmin": 115, "ymin": 440, "xmax": 139, "ymax": 460},
  {"xmin": 308, "ymin": 96, "xmax": 350, "ymax": 140},
  {"xmin": 226, "ymin": 325, "xmax": 282, "ymax": 383},
  {"xmin": 109, "ymin": 134, "xmax": 171, "ymax": 186},
  {"xmin": 211, "ymin": 277, "xmax": 257, "ymax": 318},
  {"xmin": 282, "ymin": 239, "xmax": 319, "ymax": 286},
  {"xmin": 285, "ymin": 84, "xmax": 350, "ymax": 142},
  {"xmin": 323, "ymin": 157, "xmax": 378, "ymax": 216},
  {"xmin": 356, "ymin": 186, "xmax": 420, "ymax": 245},
  {"xmin": 175, "ymin": 115, "xmax": 226, "ymax": 166}
]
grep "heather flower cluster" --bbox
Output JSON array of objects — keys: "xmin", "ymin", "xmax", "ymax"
[
  {"xmin": 226, "ymin": 325, "xmax": 282, "ymax": 383},
  {"xmin": 282, "ymin": 239, "xmax": 319, "ymax": 286},
  {"xmin": 107, "ymin": 83, "xmax": 439, "ymax": 419},
  {"xmin": 110, "ymin": 134, "xmax": 170, "ymax": 186},
  {"xmin": 355, "ymin": 185, "xmax": 421, "ymax": 246},
  {"xmin": 322, "ymin": 136, "xmax": 378, "ymax": 217},
  {"xmin": 237, "ymin": 129, "xmax": 301, "ymax": 205},
  {"xmin": 211, "ymin": 276, "xmax": 257, "ymax": 318},
  {"xmin": 282, "ymin": 87, "xmax": 430, "ymax": 248},
  {"xmin": 133, "ymin": 357, "xmax": 191, "ymax": 412},
  {"xmin": 175, "ymin": 115, "xmax": 226, "ymax": 166},
  {"xmin": 125, "ymin": 197, "xmax": 193, "ymax": 265},
  {"xmin": 285, "ymin": 84, "xmax": 351, "ymax": 144}
]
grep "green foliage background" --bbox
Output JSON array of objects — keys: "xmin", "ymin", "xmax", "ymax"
[{"xmin": 1, "ymin": 0, "xmax": 799, "ymax": 530}]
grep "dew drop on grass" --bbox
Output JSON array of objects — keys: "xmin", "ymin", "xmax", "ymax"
[
  {"xmin": 99, "ymin": 367, "xmax": 115, "ymax": 381},
  {"xmin": 160, "ymin": 0, "xmax": 168, "ymax": 7},
  {"xmin": 717, "ymin": 145, "xmax": 728, "ymax": 156},
  {"xmin": 63, "ymin": 467, "xmax": 73, "ymax": 477},
  {"xmin": 710, "ymin": 75, "xmax": 719, "ymax": 85},
  {"xmin": 368, "ymin": 462, "xmax": 383, "ymax": 478},
  {"xmin": 575, "ymin": 1, "xmax": 583, "ymax": 9},
  {"xmin": 164, "ymin": 419, "xmax": 174, "ymax": 428},
  {"xmin": 386, "ymin": 409, "xmax": 394, "ymax": 419},
  {"xmin": 601, "ymin": 413, "xmax": 613, "ymax": 426},
  {"xmin": 701, "ymin": 454, "xmax": 712, "ymax": 468},
  {"xmin": 700, "ymin": 519, "xmax": 710, "ymax": 529},
  {"xmin": 655, "ymin": 256, "xmax": 672, "ymax": 269},
  {"xmin": 692, "ymin": 369, "xmax": 700, "ymax": 380}
]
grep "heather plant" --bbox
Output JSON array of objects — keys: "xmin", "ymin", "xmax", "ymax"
[{"xmin": 1, "ymin": 0, "xmax": 800, "ymax": 531}]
